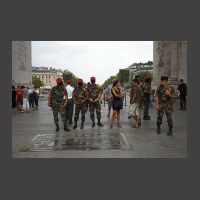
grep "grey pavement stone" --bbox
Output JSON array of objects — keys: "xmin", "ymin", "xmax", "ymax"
[{"xmin": 12, "ymin": 97, "xmax": 187, "ymax": 158}]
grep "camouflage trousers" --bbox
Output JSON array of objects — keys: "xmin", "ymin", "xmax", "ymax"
[
  {"xmin": 157, "ymin": 104, "xmax": 173, "ymax": 128},
  {"xmin": 143, "ymin": 95, "xmax": 150, "ymax": 117},
  {"xmin": 52, "ymin": 101, "xmax": 67, "ymax": 124},
  {"xmin": 74, "ymin": 104, "xmax": 87, "ymax": 122},
  {"xmin": 89, "ymin": 102, "xmax": 101, "ymax": 121}
]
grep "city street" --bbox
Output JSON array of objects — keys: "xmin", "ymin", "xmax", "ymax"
[{"xmin": 12, "ymin": 96, "xmax": 187, "ymax": 158}]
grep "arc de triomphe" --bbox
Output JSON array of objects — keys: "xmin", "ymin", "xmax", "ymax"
[
  {"xmin": 153, "ymin": 41, "xmax": 187, "ymax": 88},
  {"xmin": 12, "ymin": 41, "xmax": 32, "ymax": 87},
  {"xmin": 12, "ymin": 41, "xmax": 187, "ymax": 88}
]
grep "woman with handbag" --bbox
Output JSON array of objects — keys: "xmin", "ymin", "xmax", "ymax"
[{"xmin": 110, "ymin": 80, "xmax": 124, "ymax": 128}]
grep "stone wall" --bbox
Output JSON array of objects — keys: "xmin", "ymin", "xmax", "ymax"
[
  {"xmin": 153, "ymin": 41, "xmax": 187, "ymax": 88},
  {"xmin": 12, "ymin": 41, "xmax": 32, "ymax": 87}
]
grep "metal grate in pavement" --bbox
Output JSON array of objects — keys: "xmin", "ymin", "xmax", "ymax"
[{"xmin": 20, "ymin": 133, "xmax": 133, "ymax": 152}]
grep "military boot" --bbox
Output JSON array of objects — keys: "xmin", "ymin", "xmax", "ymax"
[
  {"xmin": 92, "ymin": 120, "xmax": 95, "ymax": 127},
  {"xmin": 157, "ymin": 125, "xmax": 161, "ymax": 134},
  {"xmin": 80, "ymin": 121, "xmax": 84, "ymax": 129},
  {"xmin": 73, "ymin": 121, "xmax": 78, "ymax": 129},
  {"xmin": 97, "ymin": 120, "xmax": 104, "ymax": 127},
  {"xmin": 64, "ymin": 122, "xmax": 70, "ymax": 132},
  {"xmin": 55, "ymin": 122, "xmax": 59, "ymax": 132},
  {"xmin": 167, "ymin": 127, "xmax": 173, "ymax": 136}
]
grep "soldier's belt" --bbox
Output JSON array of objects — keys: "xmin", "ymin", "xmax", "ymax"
[{"xmin": 52, "ymin": 100, "xmax": 65, "ymax": 104}]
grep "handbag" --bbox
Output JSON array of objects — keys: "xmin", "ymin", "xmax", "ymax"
[{"xmin": 113, "ymin": 98, "xmax": 123, "ymax": 109}]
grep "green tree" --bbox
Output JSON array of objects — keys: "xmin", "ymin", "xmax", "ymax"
[
  {"xmin": 32, "ymin": 75, "xmax": 45, "ymax": 88},
  {"xmin": 102, "ymin": 75, "xmax": 116, "ymax": 88},
  {"xmin": 116, "ymin": 69, "xmax": 129, "ymax": 83},
  {"xmin": 63, "ymin": 70, "xmax": 87, "ymax": 87}
]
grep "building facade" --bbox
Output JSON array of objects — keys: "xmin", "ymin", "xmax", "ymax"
[
  {"xmin": 32, "ymin": 67, "xmax": 63, "ymax": 90},
  {"xmin": 126, "ymin": 63, "xmax": 153, "ymax": 86},
  {"xmin": 12, "ymin": 41, "xmax": 32, "ymax": 87},
  {"xmin": 153, "ymin": 41, "xmax": 187, "ymax": 88}
]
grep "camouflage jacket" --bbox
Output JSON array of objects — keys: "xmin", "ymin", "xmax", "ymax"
[
  {"xmin": 141, "ymin": 82, "xmax": 151, "ymax": 95},
  {"xmin": 156, "ymin": 84, "xmax": 176, "ymax": 105},
  {"xmin": 49, "ymin": 84, "xmax": 67, "ymax": 103},
  {"xmin": 86, "ymin": 83, "xmax": 101, "ymax": 100},
  {"xmin": 73, "ymin": 86, "xmax": 88, "ymax": 105}
]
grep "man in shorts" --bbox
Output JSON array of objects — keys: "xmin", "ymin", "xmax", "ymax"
[{"xmin": 129, "ymin": 79, "xmax": 143, "ymax": 128}]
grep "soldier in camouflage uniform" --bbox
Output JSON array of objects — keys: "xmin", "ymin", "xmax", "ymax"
[
  {"xmin": 141, "ymin": 76, "xmax": 152, "ymax": 120},
  {"xmin": 87, "ymin": 77, "xmax": 104, "ymax": 127},
  {"xmin": 72, "ymin": 79, "xmax": 88, "ymax": 129},
  {"xmin": 155, "ymin": 76, "xmax": 177, "ymax": 136},
  {"xmin": 48, "ymin": 78, "xmax": 70, "ymax": 132}
]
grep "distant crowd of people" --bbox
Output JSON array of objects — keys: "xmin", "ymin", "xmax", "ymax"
[{"xmin": 12, "ymin": 85, "xmax": 39, "ymax": 113}]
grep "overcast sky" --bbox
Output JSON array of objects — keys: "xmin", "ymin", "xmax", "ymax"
[{"xmin": 32, "ymin": 41, "xmax": 153, "ymax": 84}]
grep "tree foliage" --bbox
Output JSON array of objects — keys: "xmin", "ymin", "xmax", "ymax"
[
  {"xmin": 102, "ymin": 76, "xmax": 116, "ymax": 88},
  {"xmin": 63, "ymin": 70, "xmax": 87, "ymax": 87},
  {"xmin": 32, "ymin": 75, "xmax": 45, "ymax": 88},
  {"xmin": 116, "ymin": 69, "xmax": 129, "ymax": 83}
]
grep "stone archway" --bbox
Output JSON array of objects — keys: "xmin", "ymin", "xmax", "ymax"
[
  {"xmin": 12, "ymin": 41, "xmax": 32, "ymax": 87},
  {"xmin": 153, "ymin": 41, "xmax": 187, "ymax": 88},
  {"xmin": 12, "ymin": 41, "xmax": 187, "ymax": 88}
]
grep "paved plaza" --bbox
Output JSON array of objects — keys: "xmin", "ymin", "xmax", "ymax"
[{"xmin": 12, "ymin": 97, "xmax": 187, "ymax": 158}]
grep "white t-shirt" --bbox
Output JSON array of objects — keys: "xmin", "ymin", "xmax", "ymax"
[
  {"xmin": 66, "ymin": 85, "xmax": 74, "ymax": 99},
  {"xmin": 107, "ymin": 84, "xmax": 113, "ymax": 99}
]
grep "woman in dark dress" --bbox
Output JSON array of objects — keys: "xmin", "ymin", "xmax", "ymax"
[{"xmin": 110, "ymin": 80, "xmax": 124, "ymax": 128}]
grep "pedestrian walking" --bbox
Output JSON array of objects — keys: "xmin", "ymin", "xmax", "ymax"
[
  {"xmin": 155, "ymin": 76, "xmax": 177, "ymax": 136},
  {"xmin": 16, "ymin": 85, "xmax": 23, "ymax": 111},
  {"xmin": 178, "ymin": 79, "xmax": 187, "ymax": 110},
  {"xmin": 105, "ymin": 79, "xmax": 115, "ymax": 117},
  {"xmin": 109, "ymin": 80, "xmax": 124, "ymax": 129},
  {"xmin": 65, "ymin": 80, "xmax": 74, "ymax": 124},
  {"xmin": 21, "ymin": 86, "xmax": 30, "ymax": 112},
  {"xmin": 48, "ymin": 78, "xmax": 70, "ymax": 132},
  {"xmin": 28, "ymin": 88, "xmax": 35, "ymax": 111},
  {"xmin": 128, "ymin": 79, "xmax": 143, "ymax": 128},
  {"xmin": 72, "ymin": 79, "xmax": 88, "ymax": 129},
  {"xmin": 12, "ymin": 86, "xmax": 16, "ymax": 108},
  {"xmin": 33, "ymin": 87, "xmax": 39, "ymax": 110},
  {"xmin": 149, "ymin": 94, "xmax": 154, "ymax": 108},
  {"xmin": 120, "ymin": 82, "xmax": 126, "ymax": 102},
  {"xmin": 87, "ymin": 77, "xmax": 104, "ymax": 127}
]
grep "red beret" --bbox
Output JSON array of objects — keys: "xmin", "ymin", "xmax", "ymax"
[
  {"xmin": 56, "ymin": 78, "xmax": 62, "ymax": 84},
  {"xmin": 66, "ymin": 80, "xmax": 72, "ymax": 84},
  {"xmin": 90, "ymin": 77, "xmax": 96, "ymax": 81},
  {"xmin": 77, "ymin": 79, "xmax": 83, "ymax": 84}
]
